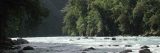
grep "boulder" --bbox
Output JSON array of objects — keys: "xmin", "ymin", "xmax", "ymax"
[
  {"xmin": 112, "ymin": 38, "xmax": 116, "ymax": 40},
  {"xmin": 157, "ymin": 45, "xmax": 159, "ymax": 47},
  {"xmin": 125, "ymin": 45, "xmax": 132, "ymax": 47},
  {"xmin": 23, "ymin": 46, "xmax": 34, "ymax": 50},
  {"xmin": 141, "ymin": 46, "xmax": 149, "ymax": 49},
  {"xmin": 113, "ymin": 45, "xmax": 119, "ymax": 46},
  {"xmin": 139, "ymin": 49, "xmax": 152, "ymax": 53},
  {"xmin": 88, "ymin": 47, "xmax": 95, "ymax": 50},
  {"xmin": 120, "ymin": 49, "xmax": 132, "ymax": 53},
  {"xmin": 83, "ymin": 47, "xmax": 96, "ymax": 51},
  {"xmin": 14, "ymin": 38, "xmax": 29, "ymax": 45},
  {"xmin": 108, "ymin": 45, "xmax": 111, "ymax": 47},
  {"xmin": 0, "ymin": 37, "xmax": 14, "ymax": 49},
  {"xmin": 139, "ymin": 46, "xmax": 152, "ymax": 53},
  {"xmin": 0, "ymin": 50, "xmax": 4, "ymax": 53}
]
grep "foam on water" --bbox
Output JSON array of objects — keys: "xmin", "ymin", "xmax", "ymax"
[{"xmin": 11, "ymin": 36, "xmax": 160, "ymax": 53}]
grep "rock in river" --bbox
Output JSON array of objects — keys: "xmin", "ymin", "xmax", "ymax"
[
  {"xmin": 120, "ymin": 49, "xmax": 132, "ymax": 53},
  {"xmin": 139, "ymin": 46, "xmax": 152, "ymax": 53},
  {"xmin": 83, "ymin": 47, "xmax": 96, "ymax": 51},
  {"xmin": 13, "ymin": 38, "xmax": 29, "ymax": 45},
  {"xmin": 23, "ymin": 46, "xmax": 34, "ymax": 50}
]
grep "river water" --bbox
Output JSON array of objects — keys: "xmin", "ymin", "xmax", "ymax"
[{"xmin": 11, "ymin": 36, "xmax": 160, "ymax": 53}]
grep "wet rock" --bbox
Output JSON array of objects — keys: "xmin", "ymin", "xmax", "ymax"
[
  {"xmin": 125, "ymin": 45, "xmax": 132, "ymax": 47},
  {"xmin": 23, "ymin": 46, "xmax": 34, "ymax": 50},
  {"xmin": 139, "ymin": 49, "xmax": 152, "ymax": 53},
  {"xmin": 112, "ymin": 38, "xmax": 116, "ymax": 40},
  {"xmin": 104, "ymin": 38, "xmax": 110, "ymax": 39},
  {"xmin": 141, "ymin": 46, "xmax": 149, "ymax": 49},
  {"xmin": 0, "ymin": 50, "xmax": 4, "ymax": 53},
  {"xmin": 77, "ymin": 38, "xmax": 80, "ymax": 40},
  {"xmin": 46, "ymin": 50, "xmax": 49, "ymax": 52},
  {"xmin": 84, "ymin": 37, "xmax": 89, "ymax": 39},
  {"xmin": 82, "ymin": 51, "xmax": 87, "ymax": 53},
  {"xmin": 11, "ymin": 46, "xmax": 21, "ymax": 49},
  {"xmin": 69, "ymin": 39, "xmax": 74, "ymax": 41},
  {"xmin": 124, "ymin": 39, "xmax": 128, "ymax": 41},
  {"xmin": 83, "ymin": 47, "xmax": 96, "ymax": 51},
  {"xmin": 120, "ymin": 49, "xmax": 132, "ymax": 53},
  {"xmin": 108, "ymin": 45, "xmax": 111, "ymax": 47},
  {"xmin": 14, "ymin": 38, "xmax": 29, "ymax": 45},
  {"xmin": 90, "ymin": 37, "xmax": 95, "ymax": 39},
  {"xmin": 0, "ymin": 38, "xmax": 14, "ymax": 49},
  {"xmin": 88, "ymin": 47, "xmax": 96, "ymax": 50},
  {"xmin": 99, "ymin": 45, "xmax": 103, "ymax": 46},
  {"xmin": 18, "ymin": 50, "xmax": 24, "ymax": 53},
  {"xmin": 157, "ymin": 45, "xmax": 159, "ymax": 47},
  {"xmin": 113, "ymin": 45, "xmax": 119, "ymax": 46},
  {"xmin": 139, "ymin": 46, "xmax": 152, "ymax": 53}
]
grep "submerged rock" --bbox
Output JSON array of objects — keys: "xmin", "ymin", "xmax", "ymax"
[
  {"xmin": 69, "ymin": 39, "xmax": 74, "ymax": 41},
  {"xmin": 82, "ymin": 51, "xmax": 87, "ymax": 53},
  {"xmin": 83, "ymin": 37, "xmax": 89, "ymax": 39},
  {"xmin": 23, "ymin": 46, "xmax": 34, "ymax": 50},
  {"xmin": 108, "ymin": 45, "xmax": 111, "ymax": 47},
  {"xmin": 83, "ymin": 47, "xmax": 96, "ymax": 51},
  {"xmin": 18, "ymin": 50, "xmax": 24, "ymax": 53},
  {"xmin": 99, "ymin": 45, "xmax": 103, "ymax": 46},
  {"xmin": 77, "ymin": 38, "xmax": 80, "ymax": 40},
  {"xmin": 104, "ymin": 37, "xmax": 110, "ymax": 39},
  {"xmin": 124, "ymin": 39, "xmax": 128, "ymax": 41},
  {"xmin": 113, "ymin": 45, "xmax": 119, "ymax": 46},
  {"xmin": 11, "ymin": 46, "xmax": 21, "ymax": 49},
  {"xmin": 120, "ymin": 49, "xmax": 132, "ymax": 53},
  {"xmin": 125, "ymin": 45, "xmax": 132, "ymax": 47}
]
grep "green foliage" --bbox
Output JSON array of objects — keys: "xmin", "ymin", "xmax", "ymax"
[
  {"xmin": 86, "ymin": 9, "xmax": 103, "ymax": 36},
  {"xmin": 0, "ymin": 0, "xmax": 49, "ymax": 37},
  {"xmin": 62, "ymin": 0, "xmax": 87, "ymax": 36},
  {"xmin": 63, "ymin": 0, "xmax": 160, "ymax": 36},
  {"xmin": 116, "ymin": 14, "xmax": 130, "ymax": 34}
]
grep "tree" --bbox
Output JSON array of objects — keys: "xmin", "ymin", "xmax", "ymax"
[
  {"xmin": 63, "ymin": 0, "xmax": 160, "ymax": 36},
  {"xmin": 0, "ymin": 0, "xmax": 48, "ymax": 37},
  {"xmin": 86, "ymin": 9, "xmax": 103, "ymax": 36},
  {"xmin": 148, "ymin": 15, "xmax": 160, "ymax": 35},
  {"xmin": 62, "ymin": 0, "xmax": 87, "ymax": 36},
  {"xmin": 116, "ymin": 14, "xmax": 131, "ymax": 34}
]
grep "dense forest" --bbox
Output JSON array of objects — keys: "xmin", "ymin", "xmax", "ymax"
[
  {"xmin": 0, "ymin": 0, "xmax": 48, "ymax": 37},
  {"xmin": 63, "ymin": 0, "xmax": 160, "ymax": 36}
]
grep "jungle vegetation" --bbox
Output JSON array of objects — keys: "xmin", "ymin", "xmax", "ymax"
[
  {"xmin": 63, "ymin": 0, "xmax": 160, "ymax": 36},
  {"xmin": 0, "ymin": 0, "xmax": 48, "ymax": 37}
]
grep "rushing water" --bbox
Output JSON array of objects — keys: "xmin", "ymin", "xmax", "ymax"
[
  {"xmin": 11, "ymin": 36, "xmax": 160, "ymax": 53},
  {"xmin": 12, "ymin": 36, "xmax": 160, "ymax": 45}
]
